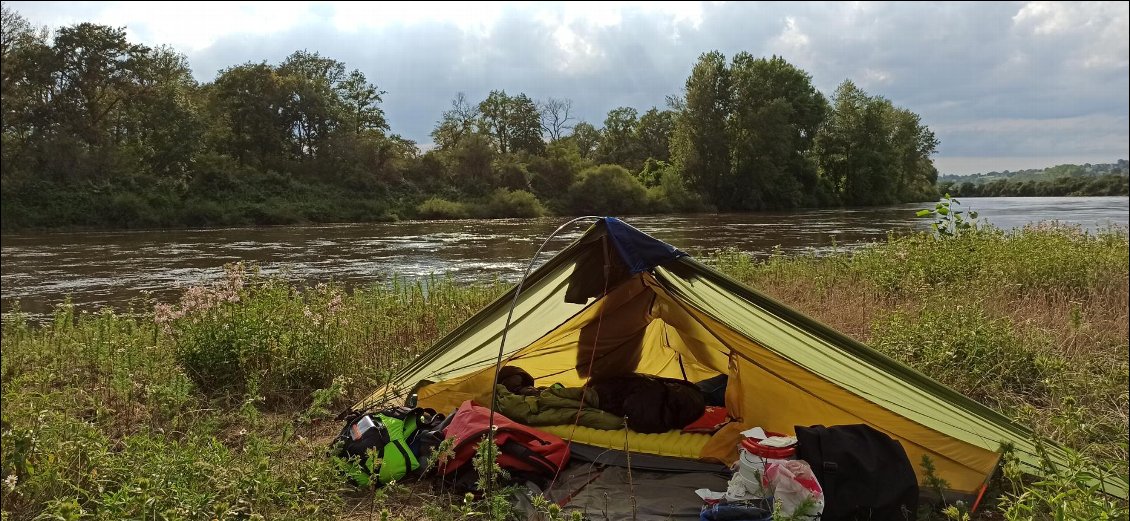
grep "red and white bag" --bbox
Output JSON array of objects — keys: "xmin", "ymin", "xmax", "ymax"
[{"xmin": 764, "ymin": 459, "xmax": 825, "ymax": 519}]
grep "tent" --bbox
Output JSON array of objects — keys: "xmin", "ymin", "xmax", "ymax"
[{"xmin": 355, "ymin": 217, "xmax": 1128, "ymax": 499}]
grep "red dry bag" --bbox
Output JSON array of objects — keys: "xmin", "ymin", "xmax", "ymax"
[{"xmin": 440, "ymin": 400, "xmax": 570, "ymax": 488}]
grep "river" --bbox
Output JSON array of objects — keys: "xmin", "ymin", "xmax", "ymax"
[{"xmin": 2, "ymin": 196, "xmax": 1126, "ymax": 318}]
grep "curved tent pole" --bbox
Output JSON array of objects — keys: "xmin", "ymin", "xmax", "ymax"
[{"xmin": 484, "ymin": 215, "xmax": 602, "ymax": 509}]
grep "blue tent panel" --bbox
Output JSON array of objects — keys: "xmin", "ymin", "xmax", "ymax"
[{"xmin": 603, "ymin": 217, "xmax": 687, "ymax": 273}]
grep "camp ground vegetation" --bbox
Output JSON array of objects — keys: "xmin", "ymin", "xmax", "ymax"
[{"xmin": 1, "ymin": 222, "xmax": 1127, "ymax": 520}]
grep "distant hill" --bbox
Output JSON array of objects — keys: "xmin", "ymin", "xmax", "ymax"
[
  {"xmin": 939, "ymin": 160, "xmax": 1128, "ymax": 184},
  {"xmin": 938, "ymin": 160, "xmax": 1128, "ymax": 197}
]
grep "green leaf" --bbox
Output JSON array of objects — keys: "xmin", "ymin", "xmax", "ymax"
[
  {"xmin": 916, "ymin": 209, "xmax": 932, "ymax": 217},
  {"xmin": 334, "ymin": 456, "xmax": 372, "ymax": 487},
  {"xmin": 349, "ymin": 468, "xmax": 372, "ymax": 487}
]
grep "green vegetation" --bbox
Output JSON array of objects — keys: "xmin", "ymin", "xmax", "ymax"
[
  {"xmin": 3, "ymin": 224, "xmax": 1127, "ymax": 519},
  {"xmin": 2, "ymin": 8, "xmax": 940, "ymax": 231},
  {"xmin": 414, "ymin": 189, "xmax": 545, "ymax": 220},
  {"xmin": 938, "ymin": 160, "xmax": 1129, "ymax": 197},
  {"xmin": 1, "ymin": 274, "xmax": 505, "ymax": 520}
]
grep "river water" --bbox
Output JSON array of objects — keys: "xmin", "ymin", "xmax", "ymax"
[{"xmin": 2, "ymin": 196, "xmax": 1126, "ymax": 318}]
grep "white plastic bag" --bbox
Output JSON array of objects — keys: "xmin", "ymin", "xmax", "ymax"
[{"xmin": 764, "ymin": 460, "xmax": 824, "ymax": 519}]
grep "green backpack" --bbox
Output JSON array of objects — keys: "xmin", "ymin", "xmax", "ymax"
[{"xmin": 337, "ymin": 406, "xmax": 432, "ymax": 485}]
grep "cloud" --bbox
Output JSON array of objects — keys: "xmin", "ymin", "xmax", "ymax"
[{"xmin": 8, "ymin": 1, "xmax": 1128, "ymax": 175}]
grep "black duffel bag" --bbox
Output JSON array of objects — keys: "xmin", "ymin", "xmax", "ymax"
[{"xmin": 794, "ymin": 424, "xmax": 919, "ymax": 521}]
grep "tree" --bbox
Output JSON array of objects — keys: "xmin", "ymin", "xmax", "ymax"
[
  {"xmin": 595, "ymin": 106, "xmax": 643, "ymax": 171},
  {"xmin": 431, "ymin": 92, "xmax": 478, "ymax": 150},
  {"xmin": 127, "ymin": 45, "xmax": 204, "ymax": 178},
  {"xmin": 539, "ymin": 97, "xmax": 574, "ymax": 142},
  {"xmin": 337, "ymin": 69, "xmax": 387, "ymax": 135},
  {"xmin": 1, "ymin": 7, "xmax": 51, "ymax": 177},
  {"xmin": 507, "ymin": 93, "xmax": 545, "ymax": 156},
  {"xmin": 635, "ymin": 108, "xmax": 675, "ymax": 163},
  {"xmin": 278, "ymin": 50, "xmax": 347, "ymax": 159},
  {"xmin": 726, "ymin": 53, "xmax": 827, "ymax": 209},
  {"xmin": 477, "ymin": 90, "xmax": 544, "ymax": 155},
  {"xmin": 1, "ymin": 6, "xmax": 33, "ymax": 58},
  {"xmin": 448, "ymin": 133, "xmax": 496, "ymax": 195},
  {"xmin": 568, "ymin": 121, "xmax": 601, "ymax": 160},
  {"xmin": 495, "ymin": 155, "xmax": 532, "ymax": 191},
  {"xmin": 1, "ymin": 6, "xmax": 39, "ymax": 104},
  {"xmin": 887, "ymin": 107, "xmax": 939, "ymax": 201},
  {"xmin": 52, "ymin": 23, "xmax": 148, "ymax": 152},
  {"xmin": 814, "ymin": 79, "xmax": 935, "ymax": 206},
  {"xmin": 528, "ymin": 140, "xmax": 583, "ymax": 203},
  {"xmin": 208, "ymin": 62, "xmax": 290, "ymax": 166},
  {"xmin": 670, "ymin": 51, "xmax": 731, "ymax": 207},
  {"xmin": 2, "ymin": 15, "xmax": 205, "ymax": 184}
]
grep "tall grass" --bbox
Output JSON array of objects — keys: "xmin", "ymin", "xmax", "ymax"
[
  {"xmin": 0, "ymin": 307, "xmax": 346, "ymax": 520},
  {"xmin": 1, "ymin": 270, "xmax": 504, "ymax": 520},
  {"xmin": 154, "ymin": 263, "xmax": 505, "ymax": 407},
  {"xmin": 709, "ymin": 223, "xmax": 1129, "ymax": 469},
  {"xmin": 2, "ymin": 223, "xmax": 1126, "ymax": 519}
]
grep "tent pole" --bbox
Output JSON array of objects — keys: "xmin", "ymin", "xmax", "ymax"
[{"xmin": 484, "ymin": 215, "xmax": 602, "ymax": 512}]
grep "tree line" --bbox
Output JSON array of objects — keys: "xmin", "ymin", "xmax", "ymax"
[
  {"xmin": 1, "ymin": 8, "xmax": 941, "ymax": 230},
  {"xmin": 937, "ymin": 161, "xmax": 1129, "ymax": 197},
  {"xmin": 940, "ymin": 173, "xmax": 1129, "ymax": 198}
]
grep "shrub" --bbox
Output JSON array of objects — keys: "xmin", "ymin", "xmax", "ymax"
[
  {"xmin": 646, "ymin": 167, "xmax": 708, "ymax": 213},
  {"xmin": 160, "ymin": 263, "xmax": 353, "ymax": 407},
  {"xmin": 847, "ymin": 223, "xmax": 1129, "ymax": 296},
  {"xmin": 0, "ymin": 410, "xmax": 344, "ymax": 520},
  {"xmin": 565, "ymin": 164, "xmax": 648, "ymax": 215},
  {"xmin": 528, "ymin": 142, "xmax": 582, "ymax": 200},
  {"xmin": 103, "ymin": 191, "xmax": 156, "ymax": 228},
  {"xmin": 485, "ymin": 188, "xmax": 545, "ymax": 218},
  {"xmin": 181, "ymin": 198, "xmax": 230, "ymax": 226},
  {"xmin": 996, "ymin": 443, "xmax": 1129, "ymax": 521},
  {"xmin": 243, "ymin": 200, "xmax": 304, "ymax": 225},
  {"xmin": 495, "ymin": 158, "xmax": 532, "ymax": 191},
  {"xmin": 416, "ymin": 197, "xmax": 471, "ymax": 219}
]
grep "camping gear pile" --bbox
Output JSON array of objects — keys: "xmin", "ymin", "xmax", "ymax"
[
  {"xmin": 333, "ymin": 397, "xmax": 920, "ymax": 520},
  {"xmin": 330, "ymin": 217, "xmax": 1127, "ymax": 518}
]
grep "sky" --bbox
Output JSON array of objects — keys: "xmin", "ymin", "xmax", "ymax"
[{"xmin": 8, "ymin": 1, "xmax": 1129, "ymax": 176}]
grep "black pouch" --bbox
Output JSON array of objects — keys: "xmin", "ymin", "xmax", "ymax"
[
  {"xmin": 337, "ymin": 414, "xmax": 392, "ymax": 460},
  {"xmin": 410, "ymin": 409, "xmax": 454, "ymax": 472}
]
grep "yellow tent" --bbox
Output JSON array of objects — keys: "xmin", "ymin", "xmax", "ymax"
[{"xmin": 356, "ymin": 217, "xmax": 1128, "ymax": 498}]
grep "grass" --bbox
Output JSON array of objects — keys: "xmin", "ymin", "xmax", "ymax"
[
  {"xmin": 2, "ymin": 223, "xmax": 1127, "ymax": 520},
  {"xmin": 711, "ymin": 223, "xmax": 1129, "ymax": 467}
]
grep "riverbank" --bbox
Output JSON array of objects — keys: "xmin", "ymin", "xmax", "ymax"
[{"xmin": 2, "ymin": 224, "xmax": 1127, "ymax": 519}]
